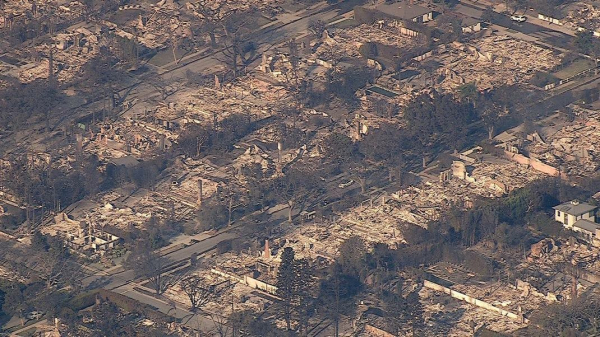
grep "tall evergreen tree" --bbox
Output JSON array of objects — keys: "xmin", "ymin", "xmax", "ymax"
[{"xmin": 276, "ymin": 247, "xmax": 296, "ymax": 331}]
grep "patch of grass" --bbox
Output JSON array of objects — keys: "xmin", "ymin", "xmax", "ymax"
[
  {"xmin": 17, "ymin": 326, "xmax": 40, "ymax": 337},
  {"xmin": 530, "ymin": 71, "xmax": 559, "ymax": 88},
  {"xmin": 244, "ymin": 16, "xmax": 274, "ymax": 31},
  {"xmin": 552, "ymin": 58, "xmax": 595, "ymax": 79},
  {"xmin": 17, "ymin": 327, "xmax": 38, "ymax": 337},
  {"xmin": 475, "ymin": 327, "xmax": 509, "ymax": 337},
  {"xmin": 331, "ymin": 18, "xmax": 359, "ymax": 29},
  {"xmin": 148, "ymin": 47, "xmax": 191, "ymax": 67}
]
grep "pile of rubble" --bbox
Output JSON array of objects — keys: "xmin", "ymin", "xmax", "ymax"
[
  {"xmin": 341, "ymin": 203, "xmax": 408, "ymax": 245},
  {"xmin": 420, "ymin": 283, "xmax": 530, "ymax": 336},
  {"xmin": 154, "ymin": 159, "xmax": 223, "ymax": 208},
  {"xmin": 82, "ymin": 121, "xmax": 175, "ymax": 159},
  {"xmin": 332, "ymin": 24, "xmax": 418, "ymax": 58},
  {"xmin": 527, "ymin": 111, "xmax": 600, "ymax": 177},
  {"xmin": 437, "ymin": 36, "xmax": 560, "ymax": 91},
  {"xmin": 277, "ymin": 221, "xmax": 356, "ymax": 260},
  {"xmin": 564, "ymin": 2, "xmax": 600, "ymax": 31},
  {"xmin": 1, "ymin": 1, "xmax": 84, "ymax": 29},
  {"xmin": 18, "ymin": 24, "xmax": 101, "ymax": 84},
  {"xmin": 470, "ymin": 160, "xmax": 546, "ymax": 194}
]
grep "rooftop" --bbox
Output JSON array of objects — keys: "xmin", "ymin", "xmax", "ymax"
[
  {"xmin": 461, "ymin": 17, "xmax": 481, "ymax": 27},
  {"xmin": 553, "ymin": 200, "xmax": 597, "ymax": 216},
  {"xmin": 573, "ymin": 219, "xmax": 600, "ymax": 233}
]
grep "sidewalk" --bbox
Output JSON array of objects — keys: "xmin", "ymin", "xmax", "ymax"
[{"xmin": 462, "ymin": 0, "xmax": 576, "ymax": 37}]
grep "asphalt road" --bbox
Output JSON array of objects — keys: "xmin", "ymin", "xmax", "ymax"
[
  {"xmin": 82, "ymin": 230, "xmax": 238, "ymax": 289},
  {"xmin": 114, "ymin": 283, "xmax": 216, "ymax": 332}
]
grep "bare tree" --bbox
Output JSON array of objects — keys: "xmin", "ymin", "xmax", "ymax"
[
  {"xmin": 218, "ymin": 10, "xmax": 262, "ymax": 79},
  {"xmin": 346, "ymin": 158, "xmax": 378, "ymax": 194},
  {"xmin": 210, "ymin": 312, "xmax": 232, "ymax": 337},
  {"xmin": 308, "ymin": 19, "xmax": 327, "ymax": 38},
  {"xmin": 272, "ymin": 166, "xmax": 320, "ymax": 222},
  {"xmin": 220, "ymin": 32, "xmax": 257, "ymax": 79},
  {"xmin": 125, "ymin": 240, "xmax": 181, "ymax": 295},
  {"xmin": 148, "ymin": 73, "xmax": 184, "ymax": 100},
  {"xmin": 193, "ymin": 0, "xmax": 236, "ymax": 47},
  {"xmin": 28, "ymin": 235, "xmax": 84, "ymax": 291},
  {"xmin": 180, "ymin": 275, "xmax": 214, "ymax": 312}
]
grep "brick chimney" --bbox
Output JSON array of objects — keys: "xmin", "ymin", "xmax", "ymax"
[{"xmin": 264, "ymin": 239, "xmax": 271, "ymax": 259}]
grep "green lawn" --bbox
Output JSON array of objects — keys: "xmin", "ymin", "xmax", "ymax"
[
  {"xmin": 17, "ymin": 327, "xmax": 37, "ymax": 337},
  {"xmin": 245, "ymin": 16, "xmax": 275, "ymax": 31},
  {"xmin": 552, "ymin": 59, "xmax": 595, "ymax": 80}
]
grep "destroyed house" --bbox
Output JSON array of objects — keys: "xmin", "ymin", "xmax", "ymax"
[
  {"xmin": 554, "ymin": 200, "xmax": 597, "ymax": 228},
  {"xmin": 371, "ymin": 2, "xmax": 433, "ymax": 23},
  {"xmin": 461, "ymin": 17, "xmax": 481, "ymax": 33}
]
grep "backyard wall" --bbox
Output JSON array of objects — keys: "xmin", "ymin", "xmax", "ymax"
[
  {"xmin": 211, "ymin": 269, "xmax": 278, "ymax": 295},
  {"xmin": 423, "ymin": 280, "xmax": 527, "ymax": 323},
  {"xmin": 503, "ymin": 151, "xmax": 567, "ymax": 178}
]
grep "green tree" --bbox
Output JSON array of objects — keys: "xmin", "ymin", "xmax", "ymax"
[
  {"xmin": 320, "ymin": 133, "xmax": 356, "ymax": 164},
  {"xmin": 275, "ymin": 247, "xmax": 315, "ymax": 333},
  {"xmin": 1, "ymin": 285, "xmax": 24, "ymax": 316}
]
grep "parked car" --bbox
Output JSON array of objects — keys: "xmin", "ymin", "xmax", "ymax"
[
  {"xmin": 338, "ymin": 179, "xmax": 354, "ymax": 189},
  {"xmin": 511, "ymin": 15, "xmax": 527, "ymax": 22},
  {"xmin": 26, "ymin": 311, "xmax": 44, "ymax": 320}
]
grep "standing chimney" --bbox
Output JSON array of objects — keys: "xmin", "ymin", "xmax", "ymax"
[
  {"xmin": 277, "ymin": 142, "xmax": 282, "ymax": 163},
  {"xmin": 48, "ymin": 47, "xmax": 55, "ymax": 87},
  {"xmin": 264, "ymin": 239, "xmax": 271, "ymax": 259},
  {"xmin": 159, "ymin": 135, "xmax": 166, "ymax": 152},
  {"xmin": 197, "ymin": 179, "xmax": 203, "ymax": 208},
  {"xmin": 76, "ymin": 134, "xmax": 83, "ymax": 154}
]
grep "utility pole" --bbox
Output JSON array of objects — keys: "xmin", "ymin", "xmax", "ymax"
[{"xmin": 231, "ymin": 294, "xmax": 235, "ymax": 337}]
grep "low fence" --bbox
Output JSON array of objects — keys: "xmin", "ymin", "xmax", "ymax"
[
  {"xmin": 399, "ymin": 27, "xmax": 419, "ymax": 37},
  {"xmin": 537, "ymin": 14, "xmax": 563, "ymax": 25},
  {"xmin": 423, "ymin": 280, "xmax": 527, "ymax": 323},
  {"xmin": 547, "ymin": 66, "xmax": 600, "ymax": 90}
]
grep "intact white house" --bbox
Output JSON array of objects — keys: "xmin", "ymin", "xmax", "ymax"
[
  {"xmin": 553, "ymin": 200, "xmax": 596, "ymax": 228},
  {"xmin": 554, "ymin": 200, "xmax": 600, "ymax": 246}
]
